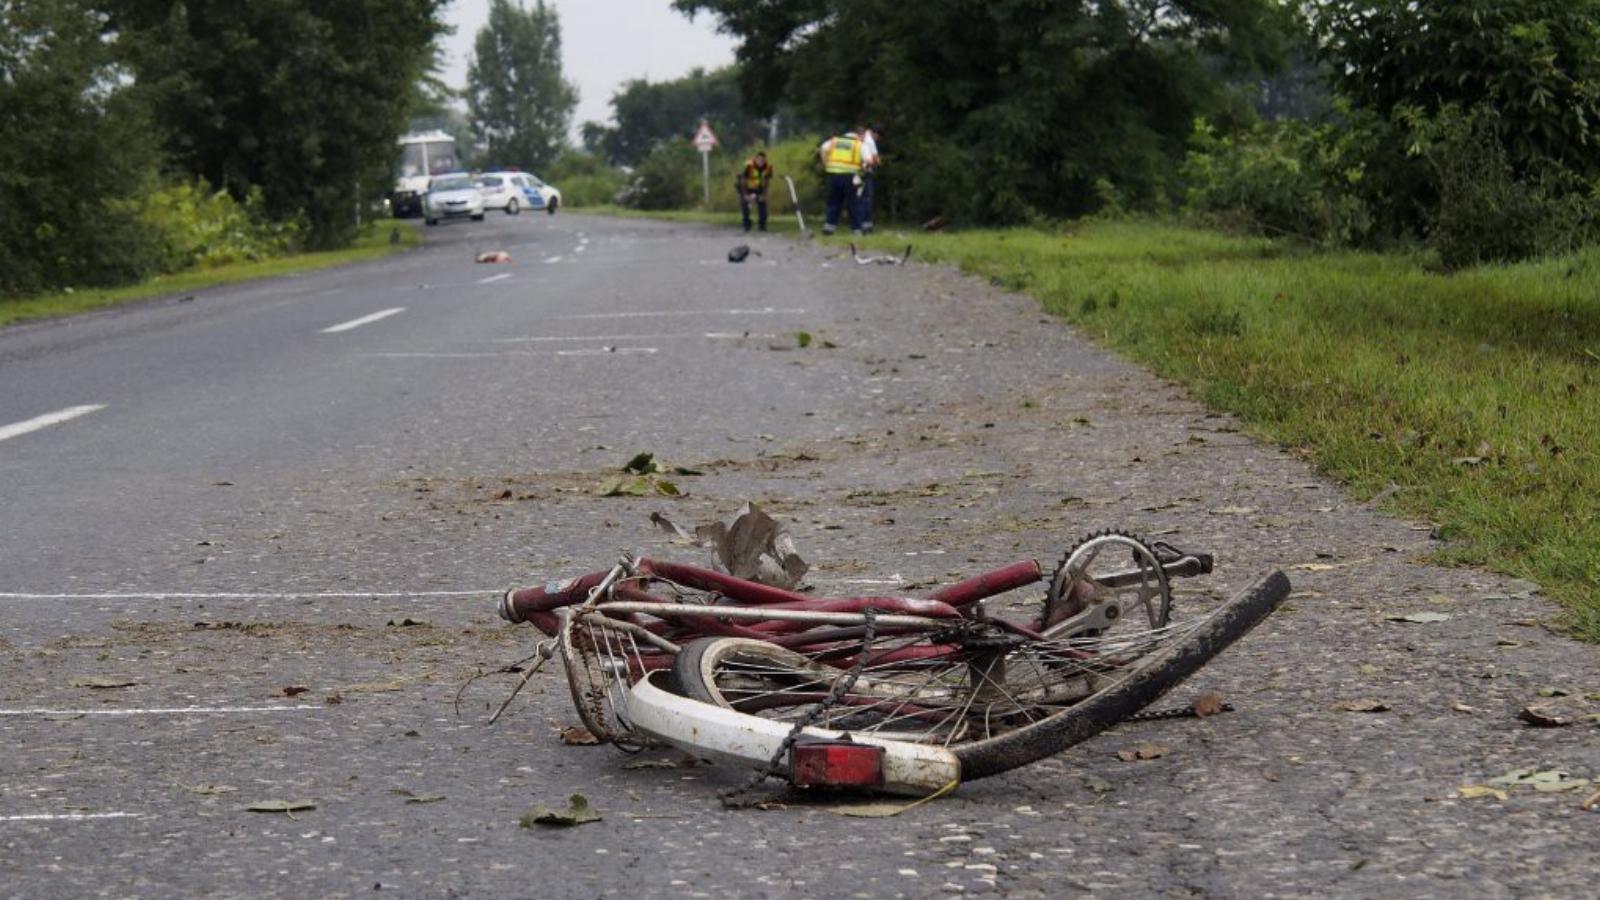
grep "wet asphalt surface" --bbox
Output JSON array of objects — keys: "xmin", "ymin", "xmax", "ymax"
[{"xmin": 2, "ymin": 211, "xmax": 1597, "ymax": 898}]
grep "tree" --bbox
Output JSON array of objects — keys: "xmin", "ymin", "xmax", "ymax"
[
  {"xmin": 466, "ymin": 0, "xmax": 577, "ymax": 171},
  {"xmin": 105, "ymin": 0, "xmax": 449, "ymax": 249},
  {"xmin": 674, "ymin": 0, "xmax": 1297, "ymax": 224},
  {"xmin": 0, "ymin": 0, "xmax": 164, "ymax": 296},
  {"xmin": 586, "ymin": 66, "xmax": 768, "ymax": 167},
  {"xmin": 1310, "ymin": 0, "xmax": 1600, "ymax": 181}
]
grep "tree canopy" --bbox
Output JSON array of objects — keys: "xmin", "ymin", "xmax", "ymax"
[
  {"xmin": 106, "ymin": 0, "xmax": 449, "ymax": 248},
  {"xmin": 675, "ymin": 0, "xmax": 1298, "ymax": 223},
  {"xmin": 585, "ymin": 66, "xmax": 769, "ymax": 167},
  {"xmin": 466, "ymin": 0, "xmax": 578, "ymax": 172}
]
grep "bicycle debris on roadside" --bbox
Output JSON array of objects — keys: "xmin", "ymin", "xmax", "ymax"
[{"xmin": 492, "ymin": 508, "xmax": 1290, "ymax": 799}]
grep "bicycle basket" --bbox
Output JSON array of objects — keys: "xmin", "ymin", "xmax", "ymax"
[{"xmin": 556, "ymin": 608, "xmax": 672, "ymax": 748}]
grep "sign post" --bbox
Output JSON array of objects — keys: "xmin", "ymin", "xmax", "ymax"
[{"xmin": 691, "ymin": 119, "xmax": 719, "ymax": 208}]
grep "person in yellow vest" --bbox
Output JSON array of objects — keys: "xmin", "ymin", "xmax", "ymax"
[
  {"xmin": 735, "ymin": 150, "xmax": 773, "ymax": 233},
  {"xmin": 818, "ymin": 130, "xmax": 866, "ymax": 236}
]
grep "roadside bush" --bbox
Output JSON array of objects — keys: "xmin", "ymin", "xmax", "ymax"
[
  {"xmin": 1182, "ymin": 117, "xmax": 1372, "ymax": 246},
  {"xmin": 127, "ymin": 181, "xmax": 301, "ymax": 271},
  {"xmin": 626, "ymin": 141, "xmax": 701, "ymax": 210},
  {"xmin": 1406, "ymin": 105, "xmax": 1599, "ymax": 270}
]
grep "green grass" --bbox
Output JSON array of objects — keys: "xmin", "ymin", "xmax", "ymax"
[
  {"xmin": 0, "ymin": 220, "xmax": 420, "ymax": 328},
  {"xmin": 841, "ymin": 220, "xmax": 1600, "ymax": 638}
]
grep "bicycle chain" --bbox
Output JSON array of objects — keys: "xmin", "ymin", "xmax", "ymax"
[{"xmin": 719, "ymin": 607, "xmax": 880, "ymax": 809}]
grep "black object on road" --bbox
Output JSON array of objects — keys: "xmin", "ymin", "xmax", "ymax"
[{"xmin": 728, "ymin": 245, "xmax": 751, "ymax": 263}]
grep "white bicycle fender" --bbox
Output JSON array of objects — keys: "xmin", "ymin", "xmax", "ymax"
[{"xmin": 628, "ymin": 672, "xmax": 961, "ymax": 795}]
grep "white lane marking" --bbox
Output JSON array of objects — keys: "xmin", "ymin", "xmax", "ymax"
[
  {"xmin": 321, "ymin": 307, "xmax": 405, "ymax": 333},
  {"xmin": 0, "ymin": 705, "xmax": 322, "ymax": 717},
  {"xmin": 475, "ymin": 273, "xmax": 512, "ymax": 285},
  {"xmin": 555, "ymin": 347, "xmax": 657, "ymax": 357},
  {"xmin": 0, "ymin": 589, "xmax": 494, "ymax": 601},
  {"xmin": 0, "ymin": 813, "xmax": 142, "ymax": 822},
  {"xmin": 543, "ymin": 256, "xmax": 564, "ymax": 264},
  {"xmin": 0, "ymin": 405, "xmax": 106, "ymax": 444},
  {"xmin": 565, "ymin": 307, "xmax": 806, "ymax": 320}
]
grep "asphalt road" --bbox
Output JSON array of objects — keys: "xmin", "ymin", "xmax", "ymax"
[{"xmin": 3, "ymin": 211, "xmax": 1596, "ymax": 898}]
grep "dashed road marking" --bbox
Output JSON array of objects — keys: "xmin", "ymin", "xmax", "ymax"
[
  {"xmin": 0, "ymin": 813, "xmax": 142, "ymax": 823},
  {"xmin": 0, "ymin": 589, "xmax": 494, "ymax": 601},
  {"xmin": 0, "ymin": 405, "xmax": 106, "ymax": 444},
  {"xmin": 543, "ymin": 256, "xmax": 564, "ymax": 264},
  {"xmin": 0, "ymin": 705, "xmax": 323, "ymax": 717},
  {"xmin": 321, "ymin": 307, "xmax": 405, "ymax": 333},
  {"xmin": 475, "ymin": 273, "xmax": 512, "ymax": 285},
  {"xmin": 555, "ymin": 347, "xmax": 657, "ymax": 357}
]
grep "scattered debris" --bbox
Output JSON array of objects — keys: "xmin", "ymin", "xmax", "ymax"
[
  {"xmin": 1387, "ymin": 612, "xmax": 1451, "ymax": 624},
  {"xmin": 1458, "ymin": 785, "xmax": 1508, "ymax": 801},
  {"xmin": 728, "ymin": 245, "xmax": 751, "ymax": 263},
  {"xmin": 520, "ymin": 793, "xmax": 602, "ymax": 827},
  {"xmin": 650, "ymin": 502, "xmax": 808, "ymax": 588},
  {"xmin": 1115, "ymin": 744, "xmax": 1170, "ymax": 762},
  {"xmin": 1333, "ymin": 698, "xmax": 1391, "ymax": 713},
  {"xmin": 1487, "ymin": 768, "xmax": 1592, "ymax": 793},
  {"xmin": 1191, "ymin": 691, "xmax": 1228, "ymax": 717},
  {"xmin": 849, "ymin": 243, "xmax": 913, "ymax": 265},
  {"xmin": 281, "ymin": 686, "xmax": 309, "ymax": 697},
  {"xmin": 246, "ymin": 799, "xmax": 316, "ymax": 816},
  {"xmin": 559, "ymin": 725, "xmax": 601, "ymax": 746},
  {"xmin": 183, "ymin": 784, "xmax": 238, "ymax": 796},
  {"xmin": 70, "ymin": 676, "xmax": 135, "ymax": 689},
  {"xmin": 1519, "ymin": 702, "xmax": 1577, "ymax": 728},
  {"xmin": 476, "ymin": 250, "xmax": 511, "ymax": 263}
]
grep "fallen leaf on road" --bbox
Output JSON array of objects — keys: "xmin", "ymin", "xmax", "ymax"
[
  {"xmin": 520, "ymin": 793, "xmax": 601, "ymax": 827},
  {"xmin": 1082, "ymin": 775, "xmax": 1115, "ymax": 794},
  {"xmin": 1115, "ymin": 744, "xmax": 1169, "ymax": 762},
  {"xmin": 281, "ymin": 686, "xmax": 309, "ymax": 697},
  {"xmin": 70, "ymin": 676, "xmax": 136, "ymax": 689},
  {"xmin": 246, "ymin": 799, "xmax": 316, "ymax": 814},
  {"xmin": 1458, "ymin": 785, "xmax": 1508, "ymax": 801},
  {"xmin": 1333, "ymin": 699, "xmax": 1391, "ymax": 713},
  {"xmin": 559, "ymin": 725, "xmax": 601, "ymax": 745},
  {"xmin": 405, "ymin": 794, "xmax": 446, "ymax": 804},
  {"xmin": 1387, "ymin": 612, "xmax": 1451, "ymax": 624},
  {"xmin": 1212, "ymin": 506, "xmax": 1258, "ymax": 516},
  {"xmin": 1531, "ymin": 778, "xmax": 1591, "ymax": 794},
  {"xmin": 1519, "ymin": 704, "xmax": 1575, "ymax": 727},
  {"xmin": 1192, "ymin": 691, "xmax": 1227, "ymax": 718}
]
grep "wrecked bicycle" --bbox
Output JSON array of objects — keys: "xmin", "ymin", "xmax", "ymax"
[{"xmin": 496, "ymin": 531, "xmax": 1290, "ymax": 794}]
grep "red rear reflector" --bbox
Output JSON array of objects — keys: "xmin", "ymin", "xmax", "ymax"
[{"xmin": 789, "ymin": 739, "xmax": 885, "ymax": 788}]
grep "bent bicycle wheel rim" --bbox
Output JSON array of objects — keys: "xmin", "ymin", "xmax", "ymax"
[{"xmin": 952, "ymin": 570, "xmax": 1290, "ymax": 779}]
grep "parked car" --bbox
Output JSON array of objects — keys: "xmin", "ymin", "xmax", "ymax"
[
  {"xmin": 525, "ymin": 173, "xmax": 562, "ymax": 214},
  {"xmin": 423, "ymin": 174, "xmax": 485, "ymax": 225},
  {"xmin": 475, "ymin": 172, "xmax": 532, "ymax": 214},
  {"xmin": 476, "ymin": 170, "xmax": 561, "ymax": 215}
]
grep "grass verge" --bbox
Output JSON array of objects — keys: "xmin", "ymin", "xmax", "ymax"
[
  {"xmin": 843, "ymin": 220, "xmax": 1600, "ymax": 638},
  {"xmin": 0, "ymin": 220, "xmax": 421, "ymax": 328}
]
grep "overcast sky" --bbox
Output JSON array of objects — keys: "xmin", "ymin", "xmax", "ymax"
[{"xmin": 439, "ymin": 0, "xmax": 738, "ymax": 131}]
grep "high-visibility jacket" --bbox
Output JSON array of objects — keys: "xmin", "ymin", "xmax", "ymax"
[
  {"xmin": 741, "ymin": 160, "xmax": 772, "ymax": 192},
  {"xmin": 823, "ymin": 135, "xmax": 863, "ymax": 174}
]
